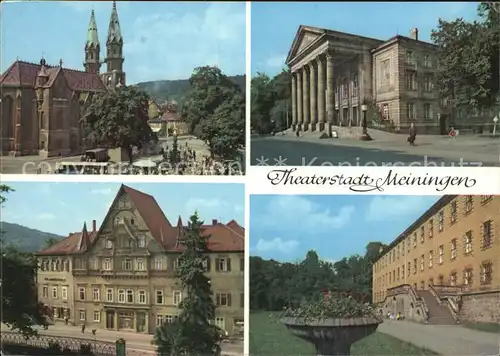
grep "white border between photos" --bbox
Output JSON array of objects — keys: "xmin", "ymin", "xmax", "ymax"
[
  {"xmin": 244, "ymin": 1, "xmax": 251, "ymax": 355},
  {"xmin": 248, "ymin": 166, "xmax": 500, "ymax": 195},
  {"xmin": 0, "ymin": 174, "xmax": 246, "ymax": 184}
]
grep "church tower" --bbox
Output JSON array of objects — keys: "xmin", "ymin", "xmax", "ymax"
[
  {"xmin": 102, "ymin": 1, "xmax": 126, "ymax": 88},
  {"xmin": 84, "ymin": 10, "xmax": 101, "ymax": 74}
]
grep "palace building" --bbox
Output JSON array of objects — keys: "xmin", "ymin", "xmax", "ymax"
[
  {"xmin": 35, "ymin": 185, "xmax": 245, "ymax": 336},
  {"xmin": 372, "ymin": 195, "xmax": 499, "ymax": 324},
  {"xmin": 287, "ymin": 26, "xmax": 493, "ymax": 136},
  {"xmin": 1, "ymin": 2, "xmax": 126, "ymax": 158}
]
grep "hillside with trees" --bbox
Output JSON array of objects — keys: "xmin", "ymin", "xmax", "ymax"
[
  {"xmin": 136, "ymin": 75, "xmax": 246, "ymax": 105},
  {"xmin": 0, "ymin": 221, "xmax": 64, "ymax": 252},
  {"xmin": 249, "ymin": 242, "xmax": 385, "ymax": 311}
]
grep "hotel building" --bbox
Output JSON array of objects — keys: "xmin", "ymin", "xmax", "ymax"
[{"xmin": 35, "ymin": 185, "xmax": 245, "ymax": 335}]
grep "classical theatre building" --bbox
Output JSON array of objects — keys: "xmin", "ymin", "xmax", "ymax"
[
  {"xmin": 35, "ymin": 185, "xmax": 245, "ymax": 336},
  {"xmin": 1, "ymin": 2, "xmax": 126, "ymax": 157},
  {"xmin": 372, "ymin": 195, "xmax": 499, "ymax": 324},
  {"xmin": 288, "ymin": 26, "xmax": 492, "ymax": 135}
]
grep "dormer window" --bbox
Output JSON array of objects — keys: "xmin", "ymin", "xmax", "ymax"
[
  {"xmin": 138, "ymin": 235, "xmax": 146, "ymax": 248},
  {"xmin": 106, "ymin": 239, "xmax": 113, "ymax": 249}
]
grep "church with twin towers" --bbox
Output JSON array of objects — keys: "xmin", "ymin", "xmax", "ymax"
[
  {"xmin": 0, "ymin": 1, "xmax": 126, "ymax": 157},
  {"xmin": 85, "ymin": 1, "xmax": 126, "ymax": 88}
]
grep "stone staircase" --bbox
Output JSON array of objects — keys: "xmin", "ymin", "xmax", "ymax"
[{"xmin": 417, "ymin": 290, "xmax": 457, "ymax": 325}]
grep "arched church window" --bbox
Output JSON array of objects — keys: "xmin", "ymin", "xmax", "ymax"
[{"xmin": 1, "ymin": 96, "xmax": 14, "ymax": 138}]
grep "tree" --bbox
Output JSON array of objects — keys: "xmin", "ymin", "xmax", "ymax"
[
  {"xmin": 200, "ymin": 91, "xmax": 245, "ymax": 159},
  {"xmin": 249, "ymin": 243, "xmax": 385, "ymax": 311},
  {"xmin": 1, "ymin": 185, "xmax": 49, "ymax": 336},
  {"xmin": 182, "ymin": 66, "xmax": 245, "ymax": 159},
  {"xmin": 182, "ymin": 66, "xmax": 240, "ymax": 134},
  {"xmin": 250, "ymin": 70, "xmax": 292, "ymax": 134},
  {"xmin": 154, "ymin": 212, "xmax": 221, "ymax": 355},
  {"xmin": 168, "ymin": 134, "xmax": 180, "ymax": 164},
  {"xmin": 250, "ymin": 73, "xmax": 274, "ymax": 134},
  {"xmin": 81, "ymin": 86, "xmax": 155, "ymax": 163},
  {"xmin": 431, "ymin": 3, "xmax": 499, "ymax": 114}
]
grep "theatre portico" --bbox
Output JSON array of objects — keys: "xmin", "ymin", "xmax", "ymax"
[
  {"xmin": 286, "ymin": 25, "xmax": 460, "ymax": 136},
  {"xmin": 287, "ymin": 26, "xmax": 383, "ymax": 133}
]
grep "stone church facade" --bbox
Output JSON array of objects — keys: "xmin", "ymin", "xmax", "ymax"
[
  {"xmin": 288, "ymin": 26, "xmax": 452, "ymax": 135},
  {"xmin": 0, "ymin": 2, "xmax": 126, "ymax": 157}
]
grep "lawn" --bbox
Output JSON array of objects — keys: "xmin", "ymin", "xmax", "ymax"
[{"xmin": 249, "ymin": 311, "xmax": 439, "ymax": 356}]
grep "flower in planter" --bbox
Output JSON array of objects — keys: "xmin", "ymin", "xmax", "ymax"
[{"xmin": 283, "ymin": 293, "xmax": 379, "ymax": 321}]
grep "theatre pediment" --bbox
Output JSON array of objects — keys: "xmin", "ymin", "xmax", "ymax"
[{"xmin": 286, "ymin": 26, "xmax": 325, "ymax": 65}]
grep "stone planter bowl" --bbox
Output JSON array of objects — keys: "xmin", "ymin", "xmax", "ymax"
[{"xmin": 281, "ymin": 316, "xmax": 382, "ymax": 356}]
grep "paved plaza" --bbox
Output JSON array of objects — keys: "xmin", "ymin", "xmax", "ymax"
[
  {"xmin": 251, "ymin": 129, "xmax": 500, "ymax": 167},
  {"xmin": 0, "ymin": 136, "xmax": 211, "ymax": 174},
  {"xmin": 379, "ymin": 320, "xmax": 499, "ymax": 356}
]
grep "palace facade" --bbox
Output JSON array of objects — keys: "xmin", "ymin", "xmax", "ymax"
[
  {"xmin": 288, "ymin": 26, "xmax": 493, "ymax": 135},
  {"xmin": 1, "ymin": 2, "xmax": 126, "ymax": 158},
  {"xmin": 372, "ymin": 195, "xmax": 499, "ymax": 324},
  {"xmin": 35, "ymin": 185, "xmax": 245, "ymax": 336}
]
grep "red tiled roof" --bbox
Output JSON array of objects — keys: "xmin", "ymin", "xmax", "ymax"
[
  {"xmin": 122, "ymin": 185, "xmax": 177, "ymax": 248},
  {"xmin": 36, "ymin": 184, "xmax": 244, "ymax": 255},
  {"xmin": 0, "ymin": 60, "xmax": 106, "ymax": 91},
  {"xmin": 37, "ymin": 230, "xmax": 98, "ymax": 256}
]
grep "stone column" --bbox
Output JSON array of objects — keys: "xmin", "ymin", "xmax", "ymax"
[
  {"xmin": 317, "ymin": 56, "xmax": 326, "ymax": 131},
  {"xmin": 326, "ymin": 51, "xmax": 335, "ymax": 130},
  {"xmin": 297, "ymin": 69, "xmax": 303, "ymax": 129},
  {"xmin": 291, "ymin": 72, "xmax": 297, "ymax": 131},
  {"xmin": 302, "ymin": 66, "xmax": 310, "ymax": 131},
  {"xmin": 309, "ymin": 61, "xmax": 317, "ymax": 131}
]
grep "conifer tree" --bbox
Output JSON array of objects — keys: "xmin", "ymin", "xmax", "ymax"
[{"xmin": 154, "ymin": 212, "xmax": 221, "ymax": 355}]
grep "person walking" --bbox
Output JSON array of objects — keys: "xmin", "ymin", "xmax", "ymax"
[
  {"xmin": 81, "ymin": 323, "xmax": 86, "ymax": 334},
  {"xmin": 408, "ymin": 123, "xmax": 417, "ymax": 146}
]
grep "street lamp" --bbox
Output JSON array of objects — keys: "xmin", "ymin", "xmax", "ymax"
[{"xmin": 360, "ymin": 104, "xmax": 373, "ymax": 141}]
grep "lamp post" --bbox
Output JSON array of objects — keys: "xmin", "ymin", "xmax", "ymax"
[{"xmin": 360, "ymin": 104, "xmax": 373, "ymax": 141}]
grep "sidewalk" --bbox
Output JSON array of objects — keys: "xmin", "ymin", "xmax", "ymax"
[
  {"xmin": 262, "ymin": 128, "xmax": 500, "ymax": 165},
  {"xmin": 378, "ymin": 320, "xmax": 500, "ymax": 356},
  {"xmin": 1, "ymin": 324, "xmax": 243, "ymax": 356}
]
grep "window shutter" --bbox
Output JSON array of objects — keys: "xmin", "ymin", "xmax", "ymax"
[
  {"xmin": 240, "ymin": 293, "xmax": 244, "ymax": 308},
  {"xmin": 240, "ymin": 258, "xmax": 244, "ymax": 271},
  {"xmin": 227, "ymin": 293, "xmax": 232, "ymax": 307},
  {"xmin": 215, "ymin": 258, "xmax": 220, "ymax": 272},
  {"xmin": 206, "ymin": 257, "xmax": 211, "ymax": 272},
  {"xmin": 227, "ymin": 258, "xmax": 231, "ymax": 272}
]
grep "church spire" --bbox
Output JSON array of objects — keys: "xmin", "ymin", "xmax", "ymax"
[
  {"xmin": 107, "ymin": 1, "xmax": 123, "ymax": 45},
  {"xmin": 86, "ymin": 10, "xmax": 100, "ymax": 49},
  {"xmin": 84, "ymin": 10, "xmax": 101, "ymax": 74},
  {"xmin": 103, "ymin": 0, "xmax": 125, "ymax": 88}
]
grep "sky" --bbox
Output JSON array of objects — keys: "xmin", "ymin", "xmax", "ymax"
[
  {"xmin": 1, "ymin": 1, "xmax": 246, "ymax": 84},
  {"xmin": 250, "ymin": 195, "xmax": 441, "ymax": 263},
  {"xmin": 1, "ymin": 182, "xmax": 244, "ymax": 237},
  {"xmin": 251, "ymin": 2, "xmax": 480, "ymax": 76}
]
